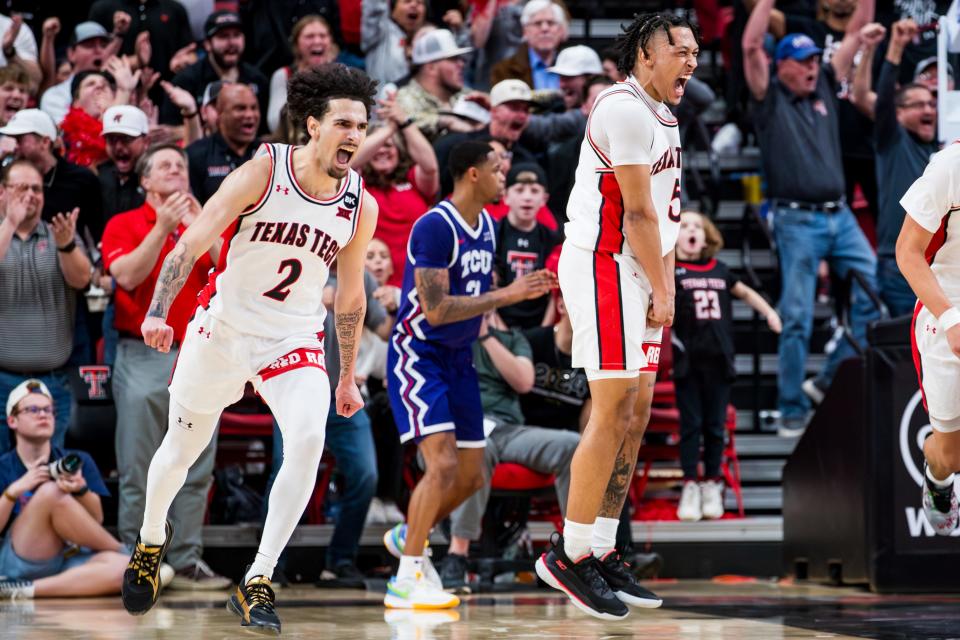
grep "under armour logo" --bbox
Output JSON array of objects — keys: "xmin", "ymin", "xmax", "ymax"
[
  {"xmin": 336, "ymin": 206, "xmax": 352, "ymax": 221},
  {"xmin": 198, "ymin": 326, "xmax": 211, "ymax": 339},
  {"xmin": 177, "ymin": 417, "xmax": 193, "ymax": 430},
  {"xmin": 276, "ymin": 185, "xmax": 289, "ymax": 195}
]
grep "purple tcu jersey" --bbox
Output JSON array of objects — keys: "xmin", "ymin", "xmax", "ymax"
[{"xmin": 394, "ymin": 200, "xmax": 496, "ymax": 349}]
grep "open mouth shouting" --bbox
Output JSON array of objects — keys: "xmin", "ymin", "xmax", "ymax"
[
  {"xmin": 673, "ymin": 74, "xmax": 691, "ymax": 100},
  {"xmin": 335, "ymin": 145, "xmax": 356, "ymax": 168}
]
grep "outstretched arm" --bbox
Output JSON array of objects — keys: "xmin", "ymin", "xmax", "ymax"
[
  {"xmin": 731, "ymin": 281, "xmax": 782, "ymax": 332},
  {"xmin": 742, "ymin": 0, "xmax": 774, "ymax": 100},
  {"xmin": 142, "ymin": 154, "xmax": 270, "ymax": 351},
  {"xmin": 415, "ymin": 267, "xmax": 555, "ymax": 326}
]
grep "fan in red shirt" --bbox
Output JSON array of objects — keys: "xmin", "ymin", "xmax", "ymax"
[
  {"xmin": 354, "ymin": 92, "xmax": 439, "ymax": 287},
  {"xmin": 99, "ymin": 143, "xmax": 229, "ymax": 591}
]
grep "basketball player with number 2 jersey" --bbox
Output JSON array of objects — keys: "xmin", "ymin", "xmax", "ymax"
[
  {"xmin": 536, "ymin": 14, "xmax": 700, "ymax": 620},
  {"xmin": 897, "ymin": 141, "xmax": 960, "ymax": 537},
  {"xmin": 121, "ymin": 66, "xmax": 380, "ymax": 634}
]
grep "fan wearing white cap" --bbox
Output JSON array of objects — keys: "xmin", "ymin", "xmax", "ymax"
[
  {"xmin": 99, "ymin": 106, "xmax": 149, "ymax": 218},
  {"xmin": 548, "ymin": 45, "xmax": 603, "ymax": 110},
  {"xmin": 39, "ymin": 22, "xmax": 115, "ymax": 125},
  {"xmin": 395, "ymin": 29, "xmax": 475, "ymax": 141}
]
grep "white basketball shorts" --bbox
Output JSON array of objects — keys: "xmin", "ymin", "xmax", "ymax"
[
  {"xmin": 558, "ymin": 242, "xmax": 663, "ymax": 381},
  {"xmin": 912, "ymin": 301, "xmax": 960, "ymax": 432}
]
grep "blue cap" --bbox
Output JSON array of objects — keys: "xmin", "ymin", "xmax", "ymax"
[{"xmin": 775, "ymin": 33, "xmax": 822, "ymax": 62}]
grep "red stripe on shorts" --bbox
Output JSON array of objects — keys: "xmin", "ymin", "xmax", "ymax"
[
  {"xmin": 596, "ymin": 173, "xmax": 625, "ymax": 254},
  {"xmin": 593, "ymin": 251, "xmax": 626, "ymax": 369},
  {"xmin": 910, "ymin": 300, "xmax": 929, "ymax": 412},
  {"xmin": 257, "ymin": 347, "xmax": 327, "ymax": 382}
]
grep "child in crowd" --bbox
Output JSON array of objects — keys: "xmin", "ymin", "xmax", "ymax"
[
  {"xmin": 361, "ymin": 237, "xmax": 405, "ymax": 525},
  {"xmin": 673, "ymin": 211, "xmax": 781, "ymax": 521}
]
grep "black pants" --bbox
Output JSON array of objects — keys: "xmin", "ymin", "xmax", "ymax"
[{"xmin": 675, "ymin": 363, "xmax": 731, "ymax": 480}]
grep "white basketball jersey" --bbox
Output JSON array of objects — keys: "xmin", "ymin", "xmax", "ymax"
[
  {"xmin": 900, "ymin": 141, "xmax": 960, "ymax": 302},
  {"xmin": 565, "ymin": 77, "xmax": 682, "ymax": 258},
  {"xmin": 198, "ymin": 143, "xmax": 366, "ymax": 339}
]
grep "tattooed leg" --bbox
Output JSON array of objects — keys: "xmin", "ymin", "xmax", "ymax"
[{"xmin": 598, "ymin": 372, "xmax": 657, "ymax": 519}]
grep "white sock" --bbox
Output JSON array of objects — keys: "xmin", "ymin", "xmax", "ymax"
[
  {"xmin": 397, "ymin": 555, "xmax": 424, "ymax": 581},
  {"xmin": 244, "ymin": 552, "xmax": 276, "ymax": 584},
  {"xmin": 591, "ymin": 516, "xmax": 619, "ymax": 559},
  {"xmin": 140, "ymin": 402, "xmax": 220, "ymax": 546},
  {"xmin": 926, "ymin": 465, "xmax": 955, "ymax": 487},
  {"xmin": 562, "ymin": 518, "xmax": 594, "ymax": 561}
]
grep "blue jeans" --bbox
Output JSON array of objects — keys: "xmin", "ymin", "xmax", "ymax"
[
  {"xmin": 772, "ymin": 206, "xmax": 879, "ymax": 420},
  {"xmin": 268, "ymin": 404, "xmax": 377, "ymax": 567},
  {"xmin": 101, "ymin": 301, "xmax": 119, "ymax": 367},
  {"xmin": 877, "ymin": 256, "xmax": 916, "ymax": 319},
  {"xmin": 0, "ymin": 370, "xmax": 72, "ymax": 453}
]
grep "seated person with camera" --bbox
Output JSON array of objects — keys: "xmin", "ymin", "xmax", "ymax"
[{"xmin": 0, "ymin": 380, "xmax": 154, "ymax": 599}]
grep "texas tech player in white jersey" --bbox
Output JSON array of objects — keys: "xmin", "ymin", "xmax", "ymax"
[
  {"xmin": 198, "ymin": 142, "xmax": 366, "ymax": 339},
  {"xmin": 559, "ymin": 75, "xmax": 681, "ymax": 374},
  {"xmin": 565, "ymin": 75, "xmax": 682, "ymax": 258},
  {"xmin": 902, "ymin": 142, "xmax": 960, "ymax": 429}
]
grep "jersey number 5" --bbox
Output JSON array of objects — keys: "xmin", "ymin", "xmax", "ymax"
[
  {"xmin": 693, "ymin": 290, "xmax": 721, "ymax": 320},
  {"xmin": 263, "ymin": 259, "xmax": 303, "ymax": 302}
]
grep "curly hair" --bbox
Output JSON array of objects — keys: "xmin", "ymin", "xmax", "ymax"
[
  {"xmin": 286, "ymin": 64, "xmax": 378, "ymax": 130},
  {"xmin": 614, "ymin": 12, "xmax": 700, "ymax": 77}
]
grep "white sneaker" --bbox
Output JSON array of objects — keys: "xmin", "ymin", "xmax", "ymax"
[
  {"xmin": 802, "ymin": 378, "xmax": 825, "ymax": 405},
  {"xmin": 677, "ymin": 481, "xmax": 702, "ymax": 521},
  {"xmin": 700, "ymin": 480, "xmax": 725, "ymax": 519},
  {"xmin": 384, "ymin": 573, "xmax": 460, "ymax": 609},
  {"xmin": 366, "ymin": 497, "xmax": 387, "ymax": 525},
  {"xmin": 159, "ymin": 563, "xmax": 175, "ymax": 590},
  {"xmin": 382, "ymin": 500, "xmax": 406, "ymax": 523}
]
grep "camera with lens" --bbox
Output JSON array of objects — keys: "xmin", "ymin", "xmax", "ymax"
[{"xmin": 49, "ymin": 453, "xmax": 83, "ymax": 481}]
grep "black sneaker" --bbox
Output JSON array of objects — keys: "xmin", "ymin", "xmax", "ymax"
[
  {"xmin": 595, "ymin": 550, "xmax": 663, "ymax": 608},
  {"xmin": 317, "ymin": 561, "xmax": 366, "ymax": 589},
  {"xmin": 438, "ymin": 553, "xmax": 470, "ymax": 594},
  {"xmin": 534, "ymin": 537, "xmax": 628, "ymax": 620},
  {"xmin": 122, "ymin": 520, "xmax": 173, "ymax": 615},
  {"xmin": 227, "ymin": 568, "xmax": 281, "ymax": 634}
]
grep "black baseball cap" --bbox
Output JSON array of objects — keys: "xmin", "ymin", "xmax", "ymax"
[
  {"xmin": 507, "ymin": 162, "xmax": 547, "ymax": 189},
  {"xmin": 204, "ymin": 11, "xmax": 243, "ymax": 39}
]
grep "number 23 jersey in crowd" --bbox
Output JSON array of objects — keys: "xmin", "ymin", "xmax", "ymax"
[
  {"xmin": 673, "ymin": 258, "xmax": 740, "ymax": 376},
  {"xmin": 198, "ymin": 143, "xmax": 366, "ymax": 339}
]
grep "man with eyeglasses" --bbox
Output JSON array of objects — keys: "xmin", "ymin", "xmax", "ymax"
[
  {"xmin": 0, "ymin": 159, "xmax": 91, "ymax": 453},
  {"xmin": 0, "ymin": 379, "xmax": 156, "ymax": 600},
  {"xmin": 853, "ymin": 19, "xmax": 941, "ymax": 317}
]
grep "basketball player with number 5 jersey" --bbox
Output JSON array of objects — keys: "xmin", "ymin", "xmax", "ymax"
[
  {"xmin": 897, "ymin": 141, "xmax": 960, "ymax": 537},
  {"xmin": 536, "ymin": 13, "xmax": 700, "ymax": 619},
  {"xmin": 120, "ymin": 65, "xmax": 380, "ymax": 634}
]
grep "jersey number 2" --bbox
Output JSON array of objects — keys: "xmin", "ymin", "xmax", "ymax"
[{"xmin": 263, "ymin": 259, "xmax": 303, "ymax": 302}]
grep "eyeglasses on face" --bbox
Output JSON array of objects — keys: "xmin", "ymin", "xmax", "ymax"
[{"xmin": 15, "ymin": 405, "xmax": 54, "ymax": 416}]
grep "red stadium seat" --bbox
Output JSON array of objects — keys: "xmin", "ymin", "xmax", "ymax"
[{"xmin": 491, "ymin": 463, "xmax": 555, "ymax": 492}]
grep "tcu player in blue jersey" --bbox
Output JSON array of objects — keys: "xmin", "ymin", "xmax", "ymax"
[{"xmin": 383, "ymin": 141, "xmax": 557, "ymax": 609}]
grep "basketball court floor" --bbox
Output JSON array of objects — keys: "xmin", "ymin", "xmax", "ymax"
[{"xmin": 4, "ymin": 580, "xmax": 958, "ymax": 639}]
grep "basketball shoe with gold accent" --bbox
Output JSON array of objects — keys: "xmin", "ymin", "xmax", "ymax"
[
  {"xmin": 122, "ymin": 520, "xmax": 174, "ymax": 615},
  {"xmin": 227, "ymin": 568, "xmax": 281, "ymax": 634}
]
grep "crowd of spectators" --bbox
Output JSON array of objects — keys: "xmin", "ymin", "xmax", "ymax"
[{"xmin": 0, "ymin": 0, "xmax": 950, "ymax": 588}]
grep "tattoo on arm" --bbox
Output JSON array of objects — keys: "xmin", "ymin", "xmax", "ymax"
[
  {"xmin": 147, "ymin": 242, "xmax": 196, "ymax": 319},
  {"xmin": 600, "ymin": 452, "xmax": 633, "ymax": 517},
  {"xmin": 415, "ymin": 267, "xmax": 505, "ymax": 326},
  {"xmin": 335, "ymin": 305, "xmax": 363, "ymax": 381}
]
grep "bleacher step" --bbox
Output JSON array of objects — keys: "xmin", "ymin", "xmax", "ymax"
[{"xmin": 736, "ymin": 434, "xmax": 799, "ymax": 457}]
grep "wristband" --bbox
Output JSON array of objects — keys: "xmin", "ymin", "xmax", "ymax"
[
  {"xmin": 398, "ymin": 117, "xmax": 415, "ymax": 130},
  {"xmin": 3, "ymin": 488, "xmax": 17, "ymax": 502},
  {"xmin": 3, "ymin": 46, "xmax": 15, "ymax": 59},
  {"xmin": 939, "ymin": 307, "xmax": 960, "ymax": 332},
  {"xmin": 181, "ymin": 110, "xmax": 198, "ymax": 118},
  {"xmin": 71, "ymin": 486, "xmax": 89, "ymax": 498},
  {"xmin": 57, "ymin": 240, "xmax": 77, "ymax": 253},
  {"xmin": 479, "ymin": 333, "xmax": 493, "ymax": 343}
]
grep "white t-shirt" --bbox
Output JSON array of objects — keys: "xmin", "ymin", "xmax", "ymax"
[
  {"xmin": 900, "ymin": 141, "xmax": 960, "ymax": 301},
  {"xmin": 565, "ymin": 76, "xmax": 682, "ymax": 258}
]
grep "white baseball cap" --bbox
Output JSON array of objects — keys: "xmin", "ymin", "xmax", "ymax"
[
  {"xmin": 441, "ymin": 97, "xmax": 491, "ymax": 125},
  {"xmin": 490, "ymin": 79, "xmax": 533, "ymax": 107},
  {"xmin": 412, "ymin": 29, "xmax": 473, "ymax": 65},
  {"xmin": 0, "ymin": 108, "xmax": 58, "ymax": 140},
  {"xmin": 102, "ymin": 105, "xmax": 149, "ymax": 137},
  {"xmin": 548, "ymin": 45, "xmax": 603, "ymax": 77},
  {"xmin": 6, "ymin": 379, "xmax": 53, "ymax": 417}
]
